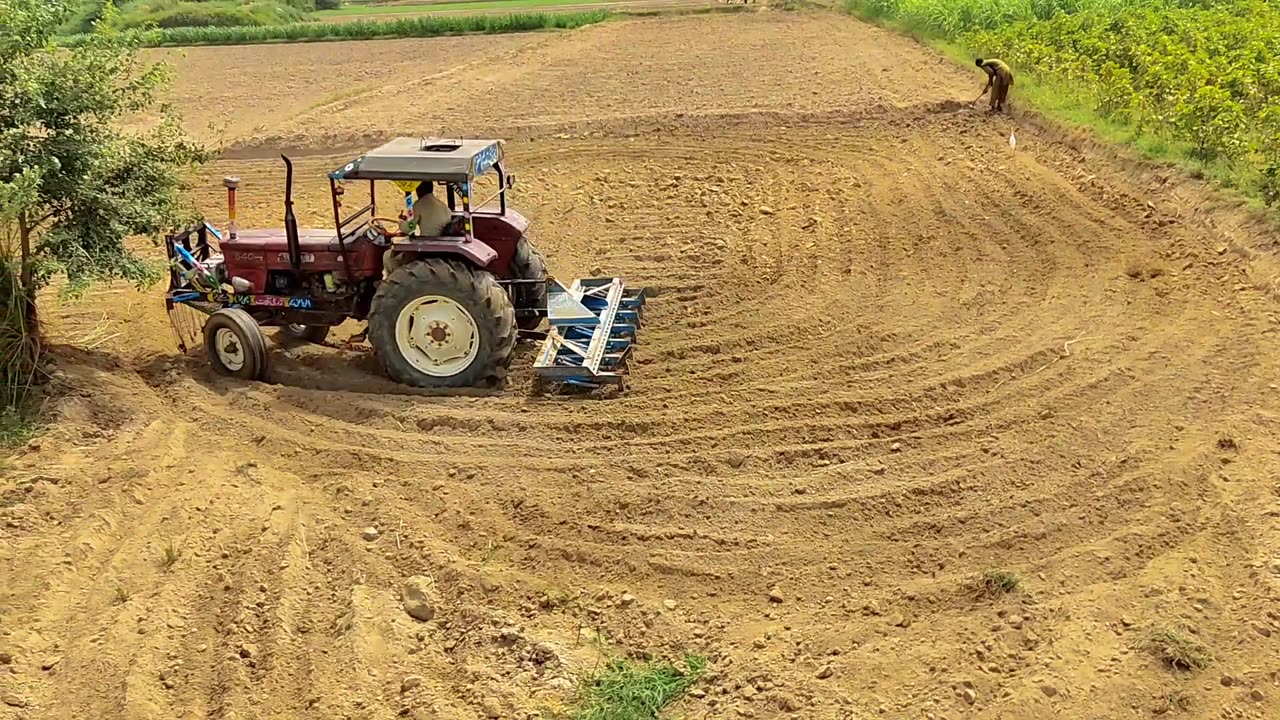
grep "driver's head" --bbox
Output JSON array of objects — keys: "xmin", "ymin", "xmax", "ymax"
[{"xmin": 416, "ymin": 181, "xmax": 433, "ymax": 198}]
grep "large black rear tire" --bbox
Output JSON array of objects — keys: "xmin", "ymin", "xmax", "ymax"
[
  {"xmin": 511, "ymin": 237, "xmax": 547, "ymax": 331},
  {"xmin": 369, "ymin": 258, "xmax": 516, "ymax": 388},
  {"xmin": 204, "ymin": 308, "xmax": 269, "ymax": 381}
]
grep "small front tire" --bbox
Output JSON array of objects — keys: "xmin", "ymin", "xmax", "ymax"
[{"xmin": 204, "ymin": 308, "xmax": 269, "ymax": 381}]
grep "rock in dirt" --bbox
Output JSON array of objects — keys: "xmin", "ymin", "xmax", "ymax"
[
  {"xmin": 962, "ymin": 688, "xmax": 977, "ymax": 704},
  {"xmin": 480, "ymin": 696, "xmax": 503, "ymax": 719},
  {"xmin": 1250, "ymin": 689, "xmax": 1265, "ymax": 702},
  {"xmin": 768, "ymin": 588, "xmax": 784, "ymax": 604},
  {"xmin": 2, "ymin": 693, "xmax": 26, "ymax": 708},
  {"xmin": 815, "ymin": 665, "xmax": 834, "ymax": 679},
  {"xmin": 890, "ymin": 442, "xmax": 903, "ymax": 453},
  {"xmin": 237, "ymin": 643, "xmax": 257, "ymax": 659},
  {"xmin": 1038, "ymin": 683, "xmax": 1058, "ymax": 697},
  {"xmin": 758, "ymin": 206, "xmax": 776, "ymax": 216},
  {"xmin": 41, "ymin": 656, "xmax": 61, "ymax": 671},
  {"xmin": 547, "ymin": 677, "xmax": 574, "ymax": 693},
  {"xmin": 361, "ymin": 527, "xmax": 380, "ymax": 541},
  {"xmin": 0, "ymin": 652, "xmax": 11, "ymax": 665},
  {"xmin": 401, "ymin": 675, "xmax": 423, "ymax": 693},
  {"xmin": 663, "ymin": 599, "xmax": 679, "ymax": 610},
  {"xmin": 401, "ymin": 576, "xmax": 438, "ymax": 621},
  {"xmin": 620, "ymin": 593, "xmax": 636, "ymax": 606}
]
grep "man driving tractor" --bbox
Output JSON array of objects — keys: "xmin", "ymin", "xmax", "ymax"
[
  {"xmin": 349, "ymin": 182, "xmax": 455, "ymax": 345},
  {"xmin": 384, "ymin": 181, "xmax": 452, "ymax": 275}
]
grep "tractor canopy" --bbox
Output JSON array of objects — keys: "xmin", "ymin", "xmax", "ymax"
[{"xmin": 329, "ymin": 137, "xmax": 505, "ymax": 184}]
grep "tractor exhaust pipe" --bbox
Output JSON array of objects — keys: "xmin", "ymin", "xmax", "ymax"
[
  {"xmin": 222, "ymin": 176, "xmax": 241, "ymax": 240},
  {"xmin": 281, "ymin": 154, "xmax": 301, "ymax": 274}
]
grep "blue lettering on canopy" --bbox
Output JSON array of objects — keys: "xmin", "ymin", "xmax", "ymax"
[{"xmin": 472, "ymin": 143, "xmax": 500, "ymax": 177}]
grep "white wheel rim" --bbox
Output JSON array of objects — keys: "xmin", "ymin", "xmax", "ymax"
[
  {"xmin": 395, "ymin": 295, "xmax": 480, "ymax": 377},
  {"xmin": 214, "ymin": 327, "xmax": 246, "ymax": 371}
]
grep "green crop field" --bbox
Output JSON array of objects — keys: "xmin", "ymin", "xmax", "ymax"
[
  {"xmin": 844, "ymin": 0, "xmax": 1280, "ymax": 205},
  {"xmin": 59, "ymin": 9, "xmax": 611, "ymax": 47}
]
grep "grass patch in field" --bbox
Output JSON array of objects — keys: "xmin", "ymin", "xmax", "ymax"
[
  {"xmin": 317, "ymin": 0, "xmax": 623, "ymax": 17},
  {"xmin": 972, "ymin": 569, "xmax": 1020, "ymax": 598},
  {"xmin": 0, "ymin": 404, "xmax": 40, "ymax": 450},
  {"xmin": 564, "ymin": 654, "xmax": 706, "ymax": 720},
  {"xmin": 1157, "ymin": 690, "xmax": 1193, "ymax": 714},
  {"xmin": 60, "ymin": 9, "xmax": 611, "ymax": 46},
  {"xmin": 1142, "ymin": 626, "xmax": 1212, "ymax": 671},
  {"xmin": 161, "ymin": 539, "xmax": 183, "ymax": 569}
]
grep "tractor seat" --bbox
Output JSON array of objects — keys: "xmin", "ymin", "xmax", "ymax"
[{"xmin": 228, "ymin": 228, "xmax": 344, "ymax": 252}]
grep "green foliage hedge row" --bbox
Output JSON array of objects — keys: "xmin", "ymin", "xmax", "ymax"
[
  {"xmin": 60, "ymin": 9, "xmax": 610, "ymax": 46},
  {"xmin": 844, "ymin": 0, "xmax": 1280, "ymax": 203},
  {"xmin": 59, "ymin": 0, "xmax": 318, "ymax": 33},
  {"xmin": 119, "ymin": 1, "xmax": 309, "ymax": 29}
]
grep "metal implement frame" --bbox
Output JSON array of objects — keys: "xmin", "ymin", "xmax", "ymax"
[{"xmin": 533, "ymin": 277, "xmax": 646, "ymax": 388}]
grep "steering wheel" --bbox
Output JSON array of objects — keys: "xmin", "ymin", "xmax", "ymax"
[{"xmin": 369, "ymin": 217, "xmax": 405, "ymax": 238}]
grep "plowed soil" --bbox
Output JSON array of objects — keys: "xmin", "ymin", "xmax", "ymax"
[{"xmin": 5, "ymin": 10, "xmax": 1280, "ymax": 720}]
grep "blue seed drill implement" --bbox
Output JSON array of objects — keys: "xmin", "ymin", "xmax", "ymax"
[
  {"xmin": 160, "ymin": 136, "xmax": 647, "ymax": 391},
  {"xmin": 532, "ymin": 277, "xmax": 646, "ymax": 388}
]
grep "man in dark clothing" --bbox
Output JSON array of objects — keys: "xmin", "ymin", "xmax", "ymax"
[{"xmin": 974, "ymin": 58, "xmax": 1014, "ymax": 113}]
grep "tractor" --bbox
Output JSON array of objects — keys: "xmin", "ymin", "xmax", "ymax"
[{"xmin": 164, "ymin": 137, "xmax": 642, "ymax": 390}]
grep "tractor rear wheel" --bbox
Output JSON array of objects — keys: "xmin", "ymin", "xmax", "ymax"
[
  {"xmin": 369, "ymin": 258, "xmax": 516, "ymax": 388},
  {"xmin": 280, "ymin": 323, "xmax": 331, "ymax": 344},
  {"xmin": 204, "ymin": 308, "xmax": 269, "ymax": 381},
  {"xmin": 511, "ymin": 237, "xmax": 547, "ymax": 331}
]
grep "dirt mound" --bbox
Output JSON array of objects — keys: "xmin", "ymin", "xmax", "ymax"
[{"xmin": 4, "ymin": 10, "xmax": 1280, "ymax": 720}]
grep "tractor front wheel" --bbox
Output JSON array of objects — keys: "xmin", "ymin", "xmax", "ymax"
[
  {"xmin": 204, "ymin": 308, "xmax": 269, "ymax": 381},
  {"xmin": 511, "ymin": 237, "xmax": 547, "ymax": 331},
  {"xmin": 369, "ymin": 258, "xmax": 516, "ymax": 388}
]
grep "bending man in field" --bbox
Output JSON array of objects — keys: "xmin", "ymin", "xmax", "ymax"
[{"xmin": 974, "ymin": 58, "xmax": 1014, "ymax": 113}]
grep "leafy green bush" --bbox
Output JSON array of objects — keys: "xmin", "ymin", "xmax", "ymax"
[
  {"xmin": 116, "ymin": 1, "xmax": 308, "ymax": 29},
  {"xmin": 61, "ymin": 9, "xmax": 611, "ymax": 46},
  {"xmin": 58, "ymin": 0, "xmax": 107, "ymax": 34},
  {"xmin": 315, "ymin": 0, "xmax": 343, "ymax": 9}
]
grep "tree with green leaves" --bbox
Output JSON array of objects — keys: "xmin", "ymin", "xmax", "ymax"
[{"xmin": 0, "ymin": 0, "xmax": 207, "ymax": 409}]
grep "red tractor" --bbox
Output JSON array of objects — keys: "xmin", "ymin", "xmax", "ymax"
[{"xmin": 165, "ymin": 137, "xmax": 550, "ymax": 388}]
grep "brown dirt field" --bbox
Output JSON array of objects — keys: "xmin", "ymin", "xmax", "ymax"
[{"xmin": 5, "ymin": 10, "xmax": 1280, "ymax": 720}]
